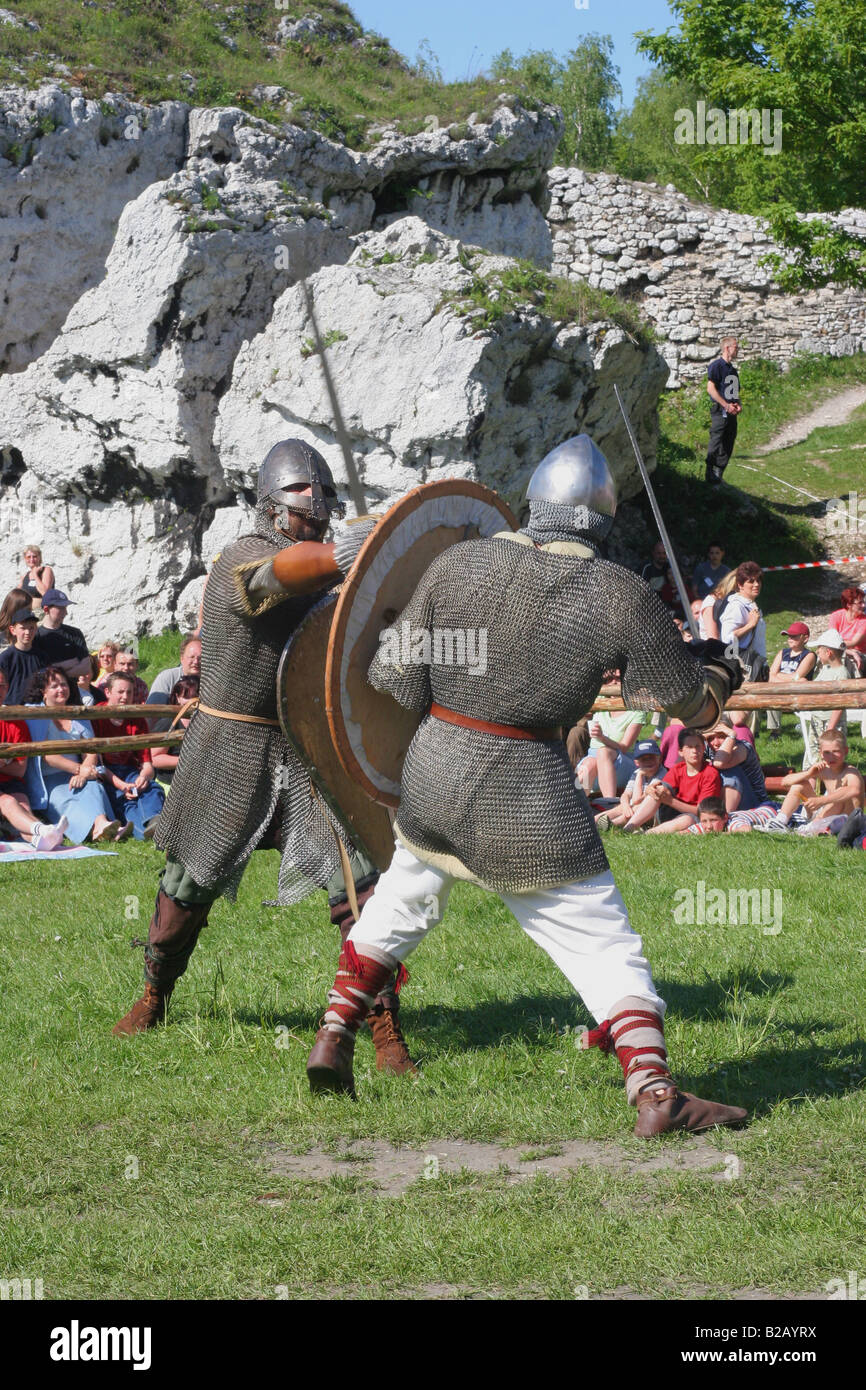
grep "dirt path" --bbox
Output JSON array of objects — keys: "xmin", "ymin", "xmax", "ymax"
[
  {"xmin": 264, "ymin": 1134, "xmax": 728, "ymax": 1196},
  {"xmin": 756, "ymin": 384, "xmax": 866, "ymax": 453}
]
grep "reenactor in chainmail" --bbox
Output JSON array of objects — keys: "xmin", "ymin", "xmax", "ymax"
[
  {"xmin": 306, "ymin": 434, "xmax": 749, "ymax": 1135},
  {"xmin": 112, "ymin": 439, "xmax": 415, "ymax": 1074}
]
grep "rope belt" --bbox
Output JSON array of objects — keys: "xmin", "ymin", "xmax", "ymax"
[
  {"xmin": 179, "ymin": 699, "xmax": 280, "ymax": 729},
  {"xmin": 430, "ymin": 702, "xmax": 562, "ymax": 742}
]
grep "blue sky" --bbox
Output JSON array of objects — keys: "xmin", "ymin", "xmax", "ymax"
[{"xmin": 351, "ymin": 0, "xmax": 678, "ymax": 106}]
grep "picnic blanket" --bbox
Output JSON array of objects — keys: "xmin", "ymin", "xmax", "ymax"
[{"xmin": 0, "ymin": 842, "xmax": 117, "ymax": 862}]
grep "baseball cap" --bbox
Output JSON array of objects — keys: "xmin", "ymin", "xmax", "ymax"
[
  {"xmin": 11, "ymin": 607, "xmax": 37, "ymax": 624},
  {"xmin": 782, "ymin": 621, "xmax": 810, "ymax": 637},
  {"xmin": 634, "ymin": 739, "xmax": 661, "ymax": 757},
  {"xmin": 811, "ymin": 629, "xmax": 845, "ymax": 650},
  {"xmin": 41, "ymin": 588, "xmax": 71, "ymax": 607}
]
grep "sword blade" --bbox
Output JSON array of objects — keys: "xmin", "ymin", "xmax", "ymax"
[
  {"xmin": 301, "ymin": 278, "xmax": 368, "ymax": 516},
  {"xmin": 614, "ymin": 383, "xmax": 699, "ymax": 639}
]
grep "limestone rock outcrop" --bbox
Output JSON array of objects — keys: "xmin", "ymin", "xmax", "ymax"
[{"xmin": 0, "ymin": 87, "xmax": 665, "ymax": 639}]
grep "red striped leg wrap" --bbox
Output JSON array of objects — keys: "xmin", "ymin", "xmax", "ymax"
[
  {"xmin": 322, "ymin": 941, "xmax": 399, "ymax": 1037},
  {"xmin": 581, "ymin": 997, "xmax": 671, "ymax": 1105}
]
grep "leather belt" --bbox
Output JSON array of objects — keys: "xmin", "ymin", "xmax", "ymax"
[
  {"xmin": 430, "ymin": 702, "xmax": 561, "ymax": 742},
  {"xmin": 190, "ymin": 700, "xmax": 280, "ymax": 728}
]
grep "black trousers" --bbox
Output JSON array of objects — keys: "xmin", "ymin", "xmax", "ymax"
[{"xmin": 706, "ymin": 408, "xmax": 738, "ymax": 482}]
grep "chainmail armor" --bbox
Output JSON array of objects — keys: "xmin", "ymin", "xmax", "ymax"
[
  {"xmin": 154, "ymin": 530, "xmax": 347, "ymax": 904},
  {"xmin": 520, "ymin": 498, "xmax": 614, "ymax": 552},
  {"xmin": 368, "ymin": 534, "xmax": 706, "ymax": 892},
  {"xmin": 254, "ymin": 499, "xmax": 303, "ymax": 549}
]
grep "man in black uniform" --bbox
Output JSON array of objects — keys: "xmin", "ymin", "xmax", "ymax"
[
  {"xmin": 111, "ymin": 439, "xmax": 414, "ymax": 1073},
  {"xmin": 705, "ymin": 336, "xmax": 741, "ymax": 486}
]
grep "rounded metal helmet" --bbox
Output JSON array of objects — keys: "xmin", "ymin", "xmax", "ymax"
[
  {"xmin": 257, "ymin": 438, "xmax": 345, "ymax": 525},
  {"xmin": 525, "ymin": 434, "xmax": 617, "ymax": 517}
]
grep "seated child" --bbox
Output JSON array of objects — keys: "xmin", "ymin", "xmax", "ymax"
[
  {"xmin": 763, "ymin": 730, "xmax": 864, "ymax": 835},
  {"xmin": 706, "ymin": 716, "xmax": 768, "ymax": 811},
  {"xmin": 595, "ymin": 739, "xmax": 663, "ymax": 830},
  {"xmin": 800, "ymin": 631, "xmax": 850, "ymax": 767},
  {"xmin": 684, "ymin": 795, "xmax": 781, "ymax": 834},
  {"xmin": 625, "ymin": 728, "xmax": 723, "ymax": 833},
  {"xmin": 577, "ymin": 706, "xmax": 647, "ymax": 801}
]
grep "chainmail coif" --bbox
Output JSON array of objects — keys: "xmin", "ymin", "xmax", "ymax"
[
  {"xmin": 367, "ymin": 532, "xmax": 705, "ymax": 892},
  {"xmin": 520, "ymin": 498, "xmax": 614, "ymax": 552}
]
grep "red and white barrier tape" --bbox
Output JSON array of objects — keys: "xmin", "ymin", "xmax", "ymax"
[{"xmin": 762, "ymin": 556, "xmax": 866, "ymax": 572}]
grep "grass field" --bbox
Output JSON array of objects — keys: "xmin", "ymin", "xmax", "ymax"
[
  {"xmin": 1, "ymin": 829, "xmax": 863, "ymax": 1301},
  {"xmin": 3, "ymin": 357, "xmax": 865, "ymax": 1301}
]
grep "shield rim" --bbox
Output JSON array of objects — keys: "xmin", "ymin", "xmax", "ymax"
[{"xmin": 325, "ymin": 478, "xmax": 518, "ymax": 806}]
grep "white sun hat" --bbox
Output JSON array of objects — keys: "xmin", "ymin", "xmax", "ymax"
[{"xmin": 810, "ymin": 628, "xmax": 845, "ymax": 650}]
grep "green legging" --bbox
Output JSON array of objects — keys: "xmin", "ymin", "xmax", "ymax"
[{"xmin": 161, "ymin": 846, "xmax": 378, "ymax": 907}]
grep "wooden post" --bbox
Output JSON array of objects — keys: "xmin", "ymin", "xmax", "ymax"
[
  {"xmin": 0, "ymin": 732, "xmax": 184, "ymax": 759},
  {"xmin": 591, "ymin": 679, "xmax": 866, "ymax": 714},
  {"xmin": 0, "ymin": 704, "xmax": 176, "ymax": 720}
]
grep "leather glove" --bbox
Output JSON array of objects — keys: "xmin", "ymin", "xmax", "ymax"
[{"xmin": 688, "ymin": 637, "xmax": 744, "ymax": 693}]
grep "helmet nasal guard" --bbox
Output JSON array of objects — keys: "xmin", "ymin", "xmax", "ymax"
[{"xmin": 258, "ymin": 439, "xmax": 346, "ymax": 525}]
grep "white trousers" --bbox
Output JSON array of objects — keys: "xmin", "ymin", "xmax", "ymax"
[{"xmin": 348, "ymin": 840, "xmax": 665, "ymax": 1024}]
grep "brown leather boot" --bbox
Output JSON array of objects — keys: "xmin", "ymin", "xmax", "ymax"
[
  {"xmin": 367, "ymin": 997, "xmax": 417, "ymax": 1075},
  {"xmin": 634, "ymin": 1084, "xmax": 748, "ymax": 1137},
  {"xmin": 306, "ymin": 1027, "xmax": 357, "ymax": 1098},
  {"xmin": 111, "ymin": 886, "xmax": 210, "ymax": 1037},
  {"xmin": 112, "ymin": 982, "xmax": 171, "ymax": 1036}
]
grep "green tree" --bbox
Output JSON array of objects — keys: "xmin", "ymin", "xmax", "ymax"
[
  {"xmin": 635, "ymin": 0, "xmax": 866, "ymax": 288},
  {"xmin": 612, "ymin": 68, "xmax": 738, "ymax": 205},
  {"xmin": 491, "ymin": 36, "xmax": 621, "ymax": 171}
]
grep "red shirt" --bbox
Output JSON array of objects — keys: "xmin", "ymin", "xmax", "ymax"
[
  {"xmin": 92, "ymin": 715, "xmax": 151, "ymax": 768},
  {"xmin": 0, "ymin": 718, "xmax": 28, "ymax": 783},
  {"xmin": 664, "ymin": 761, "xmax": 722, "ymax": 807},
  {"xmin": 829, "ymin": 608, "xmax": 866, "ymax": 654}
]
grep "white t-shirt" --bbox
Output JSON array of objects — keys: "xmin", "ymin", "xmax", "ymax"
[
  {"xmin": 720, "ymin": 595, "xmax": 766, "ymax": 656},
  {"xmin": 588, "ymin": 709, "xmax": 648, "ymax": 752},
  {"xmin": 624, "ymin": 769, "xmax": 663, "ymax": 798},
  {"xmin": 699, "ymin": 593, "xmax": 716, "ymax": 640}
]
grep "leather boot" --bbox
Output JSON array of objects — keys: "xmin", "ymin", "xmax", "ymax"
[
  {"xmin": 367, "ymin": 993, "xmax": 417, "ymax": 1075},
  {"xmin": 634, "ymin": 1083, "xmax": 748, "ymax": 1137},
  {"xmin": 332, "ymin": 880, "xmax": 417, "ymax": 1075},
  {"xmin": 307, "ymin": 941, "xmax": 399, "ymax": 1097},
  {"xmin": 306, "ymin": 1027, "xmax": 357, "ymax": 1097},
  {"xmin": 112, "ymin": 887, "xmax": 210, "ymax": 1036},
  {"xmin": 112, "ymin": 982, "xmax": 172, "ymax": 1036}
]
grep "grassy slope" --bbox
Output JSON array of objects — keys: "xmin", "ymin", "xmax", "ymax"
[
  {"xmin": 651, "ymin": 354, "xmax": 866, "ymax": 643},
  {"xmin": 0, "ymin": 0, "xmax": 502, "ymax": 146}
]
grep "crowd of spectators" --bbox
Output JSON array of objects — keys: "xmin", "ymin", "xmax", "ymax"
[
  {"xmin": 2, "ymin": 536, "xmax": 864, "ymax": 854},
  {"xmin": 578, "ymin": 541, "xmax": 866, "ymax": 844},
  {"xmin": 0, "ymin": 551, "xmax": 202, "ymax": 851}
]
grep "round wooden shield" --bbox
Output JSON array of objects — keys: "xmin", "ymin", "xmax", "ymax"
[
  {"xmin": 276, "ymin": 592, "xmax": 396, "ymax": 872},
  {"xmin": 325, "ymin": 479, "xmax": 518, "ymax": 807}
]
